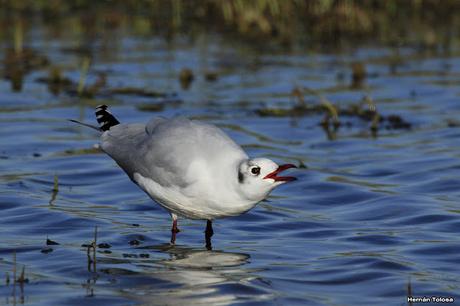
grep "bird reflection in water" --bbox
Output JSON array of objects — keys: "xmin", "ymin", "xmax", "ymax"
[
  {"xmin": 205, "ymin": 220, "xmax": 214, "ymax": 250},
  {"xmin": 123, "ymin": 245, "xmax": 270, "ymax": 305}
]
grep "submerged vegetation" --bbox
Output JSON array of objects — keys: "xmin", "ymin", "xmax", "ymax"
[
  {"xmin": 5, "ymin": 251, "xmax": 28, "ymax": 304},
  {"xmin": 257, "ymin": 88, "xmax": 411, "ymax": 140}
]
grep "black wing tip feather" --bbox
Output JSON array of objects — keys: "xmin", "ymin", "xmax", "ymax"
[{"xmin": 95, "ymin": 104, "xmax": 120, "ymax": 131}]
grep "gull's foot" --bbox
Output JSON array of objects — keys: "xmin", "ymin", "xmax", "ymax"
[{"xmin": 170, "ymin": 231, "xmax": 178, "ymax": 245}]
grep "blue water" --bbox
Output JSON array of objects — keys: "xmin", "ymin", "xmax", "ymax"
[{"xmin": 1, "ymin": 27, "xmax": 460, "ymax": 306}]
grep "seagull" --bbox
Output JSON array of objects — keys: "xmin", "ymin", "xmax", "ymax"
[{"xmin": 71, "ymin": 105, "xmax": 297, "ymax": 248}]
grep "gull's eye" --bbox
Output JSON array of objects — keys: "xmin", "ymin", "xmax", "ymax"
[{"xmin": 251, "ymin": 166, "xmax": 260, "ymax": 175}]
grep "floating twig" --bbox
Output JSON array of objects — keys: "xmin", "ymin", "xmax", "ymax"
[{"xmin": 49, "ymin": 174, "xmax": 59, "ymax": 205}]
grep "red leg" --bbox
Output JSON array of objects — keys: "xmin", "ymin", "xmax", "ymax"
[
  {"xmin": 172, "ymin": 219, "xmax": 180, "ymax": 233},
  {"xmin": 170, "ymin": 219, "xmax": 180, "ymax": 244}
]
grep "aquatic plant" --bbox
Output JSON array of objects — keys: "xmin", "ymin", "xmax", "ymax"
[
  {"xmin": 86, "ymin": 226, "xmax": 98, "ymax": 272},
  {"xmin": 77, "ymin": 57, "xmax": 91, "ymax": 96}
]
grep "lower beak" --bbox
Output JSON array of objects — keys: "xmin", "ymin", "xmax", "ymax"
[{"xmin": 263, "ymin": 164, "xmax": 297, "ymax": 182}]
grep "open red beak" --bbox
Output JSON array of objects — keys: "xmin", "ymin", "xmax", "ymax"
[{"xmin": 263, "ymin": 164, "xmax": 297, "ymax": 182}]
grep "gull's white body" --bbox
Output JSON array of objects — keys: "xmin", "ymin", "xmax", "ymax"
[{"xmin": 100, "ymin": 117, "xmax": 263, "ymax": 219}]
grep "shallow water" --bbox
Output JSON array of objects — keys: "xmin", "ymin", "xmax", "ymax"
[{"xmin": 1, "ymin": 28, "xmax": 460, "ymax": 306}]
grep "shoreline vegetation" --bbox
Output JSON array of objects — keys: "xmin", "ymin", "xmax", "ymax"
[{"xmin": 0, "ymin": 0, "xmax": 459, "ymax": 51}]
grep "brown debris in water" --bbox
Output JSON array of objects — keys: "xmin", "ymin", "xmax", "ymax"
[
  {"xmin": 179, "ymin": 68, "xmax": 194, "ymax": 89},
  {"xmin": 111, "ymin": 87, "xmax": 168, "ymax": 98},
  {"xmin": 36, "ymin": 67, "xmax": 74, "ymax": 95},
  {"xmin": 204, "ymin": 71, "xmax": 218, "ymax": 82},
  {"xmin": 3, "ymin": 48, "xmax": 49, "ymax": 92},
  {"xmin": 351, "ymin": 62, "xmax": 366, "ymax": 89},
  {"xmin": 447, "ymin": 119, "xmax": 460, "ymax": 128}
]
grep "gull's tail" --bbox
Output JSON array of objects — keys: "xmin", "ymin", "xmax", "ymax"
[
  {"xmin": 68, "ymin": 105, "xmax": 120, "ymax": 131},
  {"xmin": 68, "ymin": 119, "xmax": 101, "ymax": 131},
  {"xmin": 95, "ymin": 104, "xmax": 120, "ymax": 131}
]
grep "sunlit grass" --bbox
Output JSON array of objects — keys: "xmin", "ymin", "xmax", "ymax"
[
  {"xmin": 13, "ymin": 18, "xmax": 23, "ymax": 55},
  {"xmin": 77, "ymin": 57, "xmax": 91, "ymax": 96}
]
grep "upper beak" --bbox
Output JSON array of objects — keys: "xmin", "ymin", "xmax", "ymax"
[{"xmin": 263, "ymin": 164, "xmax": 297, "ymax": 182}]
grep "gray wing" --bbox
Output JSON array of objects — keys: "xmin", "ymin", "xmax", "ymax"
[{"xmin": 100, "ymin": 117, "xmax": 248, "ymax": 188}]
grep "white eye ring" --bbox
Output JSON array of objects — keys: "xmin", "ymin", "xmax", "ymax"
[{"xmin": 250, "ymin": 166, "xmax": 260, "ymax": 175}]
